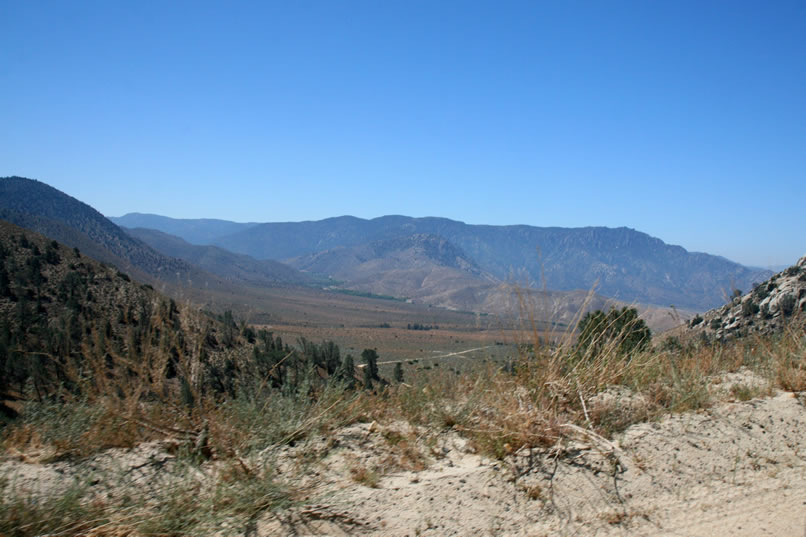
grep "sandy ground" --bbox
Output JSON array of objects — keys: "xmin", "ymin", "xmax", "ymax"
[
  {"xmin": 3, "ymin": 390, "xmax": 806, "ymax": 536},
  {"xmin": 262, "ymin": 391, "xmax": 806, "ymax": 537}
]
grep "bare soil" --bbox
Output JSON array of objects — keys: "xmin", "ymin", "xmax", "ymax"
[
  {"xmin": 6, "ymin": 388, "xmax": 805, "ymax": 536},
  {"xmin": 261, "ymin": 391, "xmax": 806, "ymax": 536}
]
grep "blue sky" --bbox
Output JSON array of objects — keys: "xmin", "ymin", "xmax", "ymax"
[{"xmin": 1, "ymin": 1, "xmax": 804, "ymax": 268}]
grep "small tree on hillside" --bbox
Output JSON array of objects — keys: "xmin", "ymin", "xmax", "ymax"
[
  {"xmin": 338, "ymin": 354, "xmax": 356, "ymax": 390},
  {"xmin": 394, "ymin": 362, "xmax": 404, "ymax": 383},
  {"xmin": 577, "ymin": 307, "xmax": 651, "ymax": 356},
  {"xmin": 362, "ymin": 348, "xmax": 380, "ymax": 381},
  {"xmin": 362, "ymin": 365, "xmax": 373, "ymax": 391}
]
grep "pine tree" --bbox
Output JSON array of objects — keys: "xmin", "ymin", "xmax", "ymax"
[
  {"xmin": 361, "ymin": 348, "xmax": 380, "ymax": 381},
  {"xmin": 394, "ymin": 362, "xmax": 404, "ymax": 383},
  {"xmin": 362, "ymin": 365, "xmax": 373, "ymax": 391},
  {"xmin": 339, "ymin": 354, "xmax": 356, "ymax": 389}
]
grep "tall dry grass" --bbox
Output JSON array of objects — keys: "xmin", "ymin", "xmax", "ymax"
[
  {"xmin": 1, "ymin": 284, "xmax": 803, "ymax": 534},
  {"xmin": 372, "ymin": 298, "xmax": 805, "ymax": 458}
]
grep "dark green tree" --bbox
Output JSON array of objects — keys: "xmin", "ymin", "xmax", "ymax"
[
  {"xmin": 361, "ymin": 348, "xmax": 380, "ymax": 381},
  {"xmin": 393, "ymin": 362, "xmax": 404, "ymax": 383},
  {"xmin": 0, "ymin": 265, "xmax": 10, "ymax": 297},
  {"xmin": 362, "ymin": 365, "xmax": 373, "ymax": 391},
  {"xmin": 221, "ymin": 310, "xmax": 236, "ymax": 347},
  {"xmin": 323, "ymin": 340, "xmax": 341, "ymax": 375},
  {"xmin": 338, "ymin": 354, "xmax": 356, "ymax": 389},
  {"xmin": 577, "ymin": 307, "xmax": 651, "ymax": 356}
]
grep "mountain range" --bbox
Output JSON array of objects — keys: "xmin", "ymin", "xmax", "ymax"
[
  {"xmin": 0, "ymin": 177, "xmax": 314, "ymax": 295},
  {"xmin": 113, "ymin": 212, "xmax": 771, "ymax": 311},
  {"xmin": 120, "ymin": 224, "xmax": 674, "ymax": 329},
  {"xmin": 0, "ymin": 175, "xmax": 773, "ymax": 326},
  {"xmin": 124, "ymin": 227, "xmax": 315, "ymax": 288}
]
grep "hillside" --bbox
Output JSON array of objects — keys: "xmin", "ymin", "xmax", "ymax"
[
  {"xmin": 0, "ymin": 179, "xmax": 532, "ymax": 348},
  {"xmin": 0, "ymin": 220, "xmax": 256, "ymax": 418},
  {"xmin": 0, "ymin": 177, "xmax": 226, "ymax": 291},
  {"xmin": 284, "ymin": 233, "xmax": 682, "ymax": 330},
  {"xmin": 116, "ymin": 213, "xmax": 770, "ymax": 311},
  {"xmin": 3, "ymin": 224, "xmax": 804, "ymax": 534},
  {"xmin": 683, "ymin": 253, "xmax": 806, "ymax": 341},
  {"xmin": 289, "ymin": 233, "xmax": 494, "ymax": 300},
  {"xmin": 124, "ymin": 227, "xmax": 315, "ymax": 288}
]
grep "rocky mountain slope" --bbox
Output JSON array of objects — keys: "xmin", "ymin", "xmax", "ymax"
[
  {"xmin": 124, "ymin": 227, "xmax": 315, "ymax": 288},
  {"xmin": 284, "ymin": 233, "xmax": 684, "ymax": 330},
  {"xmin": 113, "ymin": 213, "xmax": 770, "ymax": 311},
  {"xmin": 686, "ymin": 254, "xmax": 806, "ymax": 340},
  {"xmin": 288, "ymin": 233, "xmax": 495, "ymax": 301}
]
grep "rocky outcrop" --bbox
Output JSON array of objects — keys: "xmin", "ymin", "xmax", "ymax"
[{"xmin": 688, "ymin": 255, "xmax": 806, "ymax": 340}]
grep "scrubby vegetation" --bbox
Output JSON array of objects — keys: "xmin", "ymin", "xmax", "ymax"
[
  {"xmin": 407, "ymin": 323, "xmax": 438, "ymax": 331},
  {"xmin": 1, "ymin": 223, "xmax": 805, "ymax": 535}
]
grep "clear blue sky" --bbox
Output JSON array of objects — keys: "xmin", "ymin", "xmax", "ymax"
[{"xmin": 1, "ymin": 1, "xmax": 804, "ymax": 268}]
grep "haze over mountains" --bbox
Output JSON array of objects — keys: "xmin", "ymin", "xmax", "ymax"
[
  {"xmin": 125, "ymin": 227, "xmax": 315, "ymax": 288},
  {"xmin": 111, "ymin": 212, "xmax": 258, "ymax": 245},
  {"xmin": 113, "ymin": 212, "xmax": 770, "ymax": 311}
]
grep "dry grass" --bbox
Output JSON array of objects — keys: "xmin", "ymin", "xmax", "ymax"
[
  {"xmin": 362, "ymin": 307, "xmax": 805, "ymax": 457},
  {"xmin": 0, "ymin": 458, "xmax": 292, "ymax": 537},
  {"xmin": 349, "ymin": 465, "xmax": 381, "ymax": 488},
  {"xmin": 1, "ymin": 288, "xmax": 803, "ymax": 533}
]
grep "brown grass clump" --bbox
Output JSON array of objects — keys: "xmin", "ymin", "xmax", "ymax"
[
  {"xmin": 362, "ymin": 297, "xmax": 805, "ymax": 459},
  {"xmin": 349, "ymin": 465, "xmax": 381, "ymax": 488}
]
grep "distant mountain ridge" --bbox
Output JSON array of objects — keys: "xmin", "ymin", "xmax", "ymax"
[
  {"xmin": 113, "ymin": 212, "xmax": 258, "ymax": 244},
  {"xmin": 0, "ymin": 176, "xmax": 226, "ymax": 290},
  {"xmin": 124, "ymin": 227, "xmax": 314, "ymax": 288},
  {"xmin": 113, "ymin": 213, "xmax": 772, "ymax": 311}
]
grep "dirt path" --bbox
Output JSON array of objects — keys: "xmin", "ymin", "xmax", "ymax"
[{"xmin": 368, "ymin": 345, "xmax": 496, "ymax": 367}]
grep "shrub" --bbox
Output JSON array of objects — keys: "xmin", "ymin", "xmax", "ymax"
[
  {"xmin": 784, "ymin": 265, "xmax": 802, "ymax": 277},
  {"xmin": 577, "ymin": 307, "xmax": 651, "ymax": 356},
  {"xmin": 779, "ymin": 294, "xmax": 796, "ymax": 316},
  {"xmin": 394, "ymin": 362, "xmax": 405, "ymax": 383},
  {"xmin": 752, "ymin": 283, "xmax": 769, "ymax": 301},
  {"xmin": 742, "ymin": 300, "xmax": 759, "ymax": 317},
  {"xmin": 660, "ymin": 336, "xmax": 683, "ymax": 352}
]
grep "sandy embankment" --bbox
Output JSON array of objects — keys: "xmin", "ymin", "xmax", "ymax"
[{"xmin": 3, "ymin": 388, "xmax": 806, "ymax": 536}]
